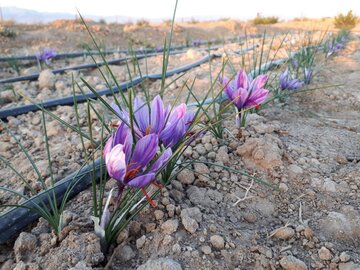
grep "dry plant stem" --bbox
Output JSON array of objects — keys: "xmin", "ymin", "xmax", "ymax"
[{"xmin": 232, "ymin": 179, "xmax": 254, "ymax": 206}]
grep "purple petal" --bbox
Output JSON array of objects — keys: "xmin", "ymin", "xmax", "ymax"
[
  {"xmin": 113, "ymin": 122, "xmax": 129, "ymax": 146},
  {"xmin": 160, "ymin": 117, "xmax": 180, "ymax": 147},
  {"xmin": 134, "ymin": 97, "xmax": 150, "ymax": 134},
  {"xmin": 151, "ymin": 95, "xmax": 165, "ymax": 134},
  {"xmin": 233, "ymin": 88, "xmax": 249, "ymax": 109},
  {"xmin": 235, "ymin": 70, "xmax": 249, "ymax": 89},
  {"xmin": 103, "ymin": 136, "xmax": 113, "ymax": 161},
  {"xmin": 250, "ymin": 74, "xmax": 268, "ymax": 91},
  {"xmin": 246, "ymin": 88, "xmax": 269, "ymax": 108},
  {"xmin": 130, "ymin": 134, "xmax": 158, "ymax": 171},
  {"xmin": 149, "ymin": 148, "xmax": 172, "ymax": 173},
  {"xmin": 106, "ymin": 144, "xmax": 127, "ymax": 182},
  {"xmin": 127, "ymin": 173, "xmax": 155, "ymax": 188}
]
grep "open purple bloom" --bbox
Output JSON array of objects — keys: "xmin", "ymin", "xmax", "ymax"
[
  {"xmin": 304, "ymin": 68, "xmax": 312, "ymax": 85},
  {"xmin": 219, "ymin": 69, "xmax": 269, "ymax": 110},
  {"xmin": 104, "ymin": 123, "xmax": 172, "ymax": 189},
  {"xmin": 112, "ymin": 95, "xmax": 194, "ymax": 148},
  {"xmin": 36, "ymin": 48, "xmax": 57, "ymax": 64},
  {"xmin": 279, "ymin": 70, "xmax": 304, "ymax": 90}
]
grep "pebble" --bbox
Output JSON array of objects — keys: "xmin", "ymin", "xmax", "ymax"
[
  {"xmin": 279, "ymin": 255, "xmax": 308, "ymax": 270},
  {"xmin": 161, "ymin": 219, "xmax": 179, "ymax": 235},
  {"xmin": 136, "ymin": 235, "xmax": 146, "ymax": 249},
  {"xmin": 279, "ymin": 183, "xmax": 289, "ymax": 192},
  {"xmin": 272, "ymin": 227, "xmax": 295, "ymax": 240},
  {"xmin": 137, "ymin": 258, "xmax": 182, "ymax": 270},
  {"xmin": 38, "ymin": 69, "xmax": 55, "ymax": 89},
  {"xmin": 14, "ymin": 232, "xmax": 37, "ymax": 262},
  {"xmin": 339, "ymin": 252, "xmax": 351, "ymax": 262},
  {"xmin": 194, "ymin": 163, "xmax": 210, "ymax": 175},
  {"xmin": 210, "ymin": 235, "xmax": 225, "ymax": 249},
  {"xmin": 243, "ymin": 213, "xmax": 257, "ymax": 223},
  {"xmin": 114, "ymin": 245, "xmax": 136, "ymax": 262},
  {"xmin": 288, "ymin": 164, "xmax": 304, "ymax": 179},
  {"xmin": 177, "ymin": 169, "xmax": 195, "ymax": 185},
  {"xmin": 154, "ymin": 210, "xmax": 164, "ymax": 220},
  {"xmin": 200, "ymin": 245, "xmax": 212, "ymax": 255},
  {"xmin": 318, "ymin": 246, "xmax": 332, "ymax": 261},
  {"xmin": 180, "ymin": 207, "xmax": 202, "ymax": 234}
]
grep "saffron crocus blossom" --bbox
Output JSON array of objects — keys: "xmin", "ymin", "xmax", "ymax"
[
  {"xmin": 36, "ymin": 48, "xmax": 57, "ymax": 64},
  {"xmin": 219, "ymin": 69, "xmax": 269, "ymax": 127},
  {"xmin": 279, "ymin": 70, "xmax": 304, "ymax": 90},
  {"xmin": 304, "ymin": 68, "xmax": 312, "ymax": 85},
  {"xmin": 220, "ymin": 69, "xmax": 269, "ymax": 110},
  {"xmin": 192, "ymin": 39, "xmax": 202, "ymax": 46},
  {"xmin": 104, "ymin": 123, "xmax": 172, "ymax": 190},
  {"xmin": 112, "ymin": 95, "xmax": 195, "ymax": 148}
]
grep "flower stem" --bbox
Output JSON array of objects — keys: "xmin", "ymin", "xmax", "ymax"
[{"xmin": 115, "ymin": 183, "xmax": 125, "ymax": 208}]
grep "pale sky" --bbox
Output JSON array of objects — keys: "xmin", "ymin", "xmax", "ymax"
[{"xmin": 1, "ymin": 0, "xmax": 360, "ymax": 20}]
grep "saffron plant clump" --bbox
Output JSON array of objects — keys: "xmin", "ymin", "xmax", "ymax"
[
  {"xmin": 219, "ymin": 69, "xmax": 269, "ymax": 128},
  {"xmin": 279, "ymin": 69, "xmax": 304, "ymax": 91},
  {"xmin": 93, "ymin": 95, "xmax": 199, "ymax": 249},
  {"xmin": 36, "ymin": 48, "xmax": 57, "ymax": 65},
  {"xmin": 304, "ymin": 67, "xmax": 313, "ymax": 85},
  {"xmin": 192, "ymin": 39, "xmax": 202, "ymax": 47}
]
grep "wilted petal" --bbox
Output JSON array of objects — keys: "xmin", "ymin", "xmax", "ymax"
[
  {"xmin": 149, "ymin": 148, "xmax": 172, "ymax": 173},
  {"xmin": 130, "ymin": 134, "xmax": 158, "ymax": 171},
  {"xmin": 127, "ymin": 173, "xmax": 155, "ymax": 188},
  {"xmin": 106, "ymin": 144, "xmax": 127, "ymax": 182}
]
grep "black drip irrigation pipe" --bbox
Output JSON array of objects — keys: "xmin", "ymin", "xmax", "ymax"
[
  {"xmin": 0, "ymin": 43, "xmax": 305, "ymax": 244},
  {"xmin": 0, "ymin": 45, "xmax": 258, "ymax": 120},
  {"xmin": 0, "ymin": 43, "xmax": 243, "ymax": 85},
  {"xmin": 0, "ymin": 159, "xmax": 104, "ymax": 244},
  {"xmin": 0, "ymin": 34, "xmax": 261, "ymax": 63}
]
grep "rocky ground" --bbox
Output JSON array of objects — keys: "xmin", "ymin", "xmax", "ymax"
[{"xmin": 0, "ymin": 21, "xmax": 360, "ymax": 270}]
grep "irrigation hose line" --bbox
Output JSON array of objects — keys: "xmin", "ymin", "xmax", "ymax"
[
  {"xmin": 0, "ymin": 46, "xmax": 257, "ymax": 120},
  {"xmin": 0, "ymin": 34, "xmax": 261, "ymax": 62},
  {"xmin": 0, "ymin": 43, "xmax": 241, "ymax": 85},
  {"xmin": 0, "ymin": 42, "xmax": 320, "ymax": 243}
]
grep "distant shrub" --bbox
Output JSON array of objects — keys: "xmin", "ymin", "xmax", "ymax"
[
  {"xmin": 189, "ymin": 18, "xmax": 199, "ymax": 24},
  {"xmin": 163, "ymin": 19, "xmax": 172, "ymax": 27},
  {"xmin": 253, "ymin": 14, "xmax": 279, "ymax": 25},
  {"xmin": 98, "ymin": 18, "xmax": 107, "ymax": 24},
  {"xmin": 334, "ymin": 10, "xmax": 357, "ymax": 30},
  {"xmin": 0, "ymin": 26, "xmax": 16, "ymax": 38},
  {"xmin": 136, "ymin": 19, "xmax": 150, "ymax": 27},
  {"xmin": 218, "ymin": 17, "xmax": 231, "ymax": 22},
  {"xmin": 293, "ymin": 17, "xmax": 310, "ymax": 22}
]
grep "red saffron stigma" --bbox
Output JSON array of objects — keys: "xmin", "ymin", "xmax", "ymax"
[{"xmin": 141, "ymin": 188, "xmax": 156, "ymax": 207}]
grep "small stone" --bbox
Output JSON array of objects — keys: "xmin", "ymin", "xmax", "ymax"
[
  {"xmin": 166, "ymin": 204, "xmax": 175, "ymax": 218},
  {"xmin": 243, "ymin": 213, "xmax": 257, "ymax": 223},
  {"xmin": 288, "ymin": 165, "xmax": 304, "ymax": 179},
  {"xmin": 161, "ymin": 219, "xmax": 179, "ymax": 235},
  {"xmin": 323, "ymin": 180, "xmax": 337, "ymax": 192},
  {"xmin": 137, "ymin": 258, "xmax": 182, "ymax": 270},
  {"xmin": 279, "ymin": 255, "xmax": 308, "ymax": 270},
  {"xmin": 216, "ymin": 146, "xmax": 230, "ymax": 165},
  {"xmin": 195, "ymin": 144, "xmax": 206, "ymax": 155},
  {"xmin": 14, "ymin": 232, "xmax": 37, "ymax": 263},
  {"xmin": 181, "ymin": 208, "xmax": 202, "ymax": 234},
  {"xmin": 194, "ymin": 163, "xmax": 210, "ymax": 175},
  {"xmin": 336, "ymin": 155, "xmax": 348, "ymax": 164},
  {"xmin": 339, "ymin": 252, "xmax": 351, "ymax": 262},
  {"xmin": 272, "ymin": 227, "xmax": 295, "ymax": 240},
  {"xmin": 279, "ymin": 183, "xmax": 289, "ymax": 192},
  {"xmin": 303, "ymin": 227, "xmax": 314, "ymax": 239},
  {"xmin": 172, "ymin": 243, "xmax": 181, "ymax": 254},
  {"xmin": 210, "ymin": 235, "xmax": 225, "ymax": 249},
  {"xmin": 38, "ymin": 69, "xmax": 55, "ymax": 89},
  {"xmin": 201, "ymin": 245, "xmax": 212, "ymax": 255},
  {"xmin": 338, "ymin": 262, "xmax": 360, "ymax": 270},
  {"xmin": 318, "ymin": 247, "xmax": 332, "ymax": 261},
  {"xmin": 154, "ymin": 210, "xmax": 164, "ymax": 220},
  {"xmin": 177, "ymin": 169, "xmax": 195, "ymax": 185},
  {"xmin": 136, "ymin": 236, "xmax": 146, "ymax": 249},
  {"xmin": 115, "ymin": 245, "xmax": 136, "ymax": 262}
]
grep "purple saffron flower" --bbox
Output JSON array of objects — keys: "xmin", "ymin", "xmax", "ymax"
[
  {"xmin": 112, "ymin": 95, "xmax": 195, "ymax": 148},
  {"xmin": 304, "ymin": 68, "xmax": 312, "ymax": 85},
  {"xmin": 192, "ymin": 39, "xmax": 202, "ymax": 46},
  {"xmin": 104, "ymin": 123, "xmax": 172, "ymax": 189},
  {"xmin": 36, "ymin": 48, "xmax": 57, "ymax": 64},
  {"xmin": 279, "ymin": 70, "xmax": 304, "ymax": 90},
  {"xmin": 219, "ymin": 69, "xmax": 269, "ymax": 110}
]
